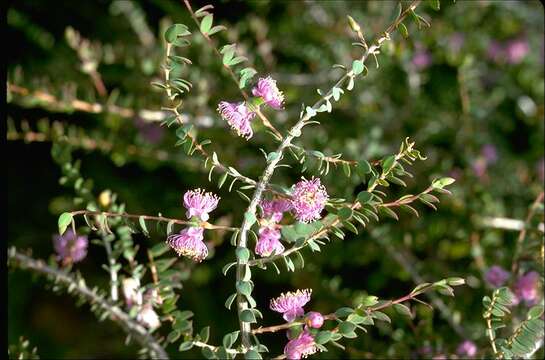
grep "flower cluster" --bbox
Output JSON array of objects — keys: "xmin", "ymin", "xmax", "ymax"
[
  {"xmin": 456, "ymin": 340, "xmax": 477, "ymax": 358},
  {"xmin": 270, "ymin": 289, "xmax": 325, "ymax": 359},
  {"xmin": 290, "ymin": 177, "xmax": 329, "ymax": 223},
  {"xmin": 513, "ymin": 271, "xmax": 541, "ymax": 306},
  {"xmin": 218, "ymin": 76, "xmax": 284, "ymax": 140},
  {"xmin": 53, "ymin": 229, "xmax": 88, "ymax": 265},
  {"xmin": 255, "ymin": 198, "xmax": 291, "ymax": 257},
  {"xmin": 166, "ymin": 189, "xmax": 220, "ymax": 262},
  {"xmin": 484, "ymin": 265, "xmax": 510, "ymax": 288}
]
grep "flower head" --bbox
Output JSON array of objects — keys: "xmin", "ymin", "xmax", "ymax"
[
  {"xmin": 270, "ymin": 289, "xmax": 312, "ymax": 322},
  {"xmin": 514, "ymin": 271, "xmax": 541, "ymax": 305},
  {"xmin": 183, "ymin": 188, "xmax": 220, "ymax": 221},
  {"xmin": 260, "ymin": 198, "xmax": 292, "ymax": 223},
  {"xmin": 505, "ymin": 38, "xmax": 529, "ymax": 64},
  {"xmin": 457, "ymin": 340, "xmax": 477, "ymax": 358},
  {"xmin": 305, "ymin": 311, "xmax": 324, "ymax": 329},
  {"xmin": 138, "ymin": 304, "xmax": 161, "ymax": 329},
  {"xmin": 284, "ymin": 330, "xmax": 318, "ymax": 360},
  {"xmin": 290, "ymin": 177, "xmax": 328, "ymax": 223},
  {"xmin": 166, "ymin": 227, "xmax": 208, "ymax": 262},
  {"xmin": 122, "ymin": 277, "xmax": 143, "ymax": 308},
  {"xmin": 53, "ymin": 229, "xmax": 88, "ymax": 265},
  {"xmin": 218, "ymin": 101, "xmax": 256, "ymax": 139},
  {"xmin": 481, "ymin": 144, "xmax": 498, "ymax": 164},
  {"xmin": 485, "ymin": 265, "xmax": 510, "ymax": 288},
  {"xmin": 255, "ymin": 226, "xmax": 285, "ymax": 257},
  {"xmin": 252, "ymin": 76, "xmax": 285, "ymax": 109}
]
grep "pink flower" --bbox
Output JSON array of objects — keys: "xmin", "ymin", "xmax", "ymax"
[
  {"xmin": 290, "ymin": 177, "xmax": 329, "ymax": 223},
  {"xmin": 537, "ymin": 157, "xmax": 544, "ymax": 183},
  {"xmin": 270, "ymin": 289, "xmax": 312, "ymax": 322},
  {"xmin": 217, "ymin": 101, "xmax": 256, "ymax": 139},
  {"xmin": 457, "ymin": 340, "xmax": 477, "ymax": 358},
  {"xmin": 305, "ymin": 311, "xmax": 324, "ymax": 329},
  {"xmin": 183, "ymin": 189, "xmax": 220, "ymax": 221},
  {"xmin": 284, "ymin": 330, "xmax": 318, "ymax": 360},
  {"xmin": 485, "ymin": 266, "xmax": 510, "ymax": 288},
  {"xmin": 505, "ymin": 38, "xmax": 529, "ymax": 64},
  {"xmin": 53, "ymin": 229, "xmax": 88, "ymax": 265},
  {"xmin": 255, "ymin": 226, "xmax": 285, "ymax": 257},
  {"xmin": 481, "ymin": 144, "xmax": 498, "ymax": 164},
  {"xmin": 166, "ymin": 227, "xmax": 208, "ymax": 262},
  {"xmin": 514, "ymin": 271, "xmax": 541, "ymax": 306},
  {"xmin": 487, "ymin": 41, "xmax": 504, "ymax": 63},
  {"xmin": 260, "ymin": 198, "xmax": 292, "ymax": 223},
  {"xmin": 252, "ymin": 76, "xmax": 285, "ymax": 109}
]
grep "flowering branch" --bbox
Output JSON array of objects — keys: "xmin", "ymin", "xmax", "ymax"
[
  {"xmin": 182, "ymin": 0, "xmax": 283, "ymax": 140},
  {"xmin": 233, "ymin": 0, "xmax": 423, "ymax": 349},
  {"xmin": 69, "ymin": 209, "xmax": 238, "ymax": 231},
  {"xmin": 8, "ymin": 248, "xmax": 168, "ymax": 359},
  {"xmin": 252, "ymin": 278, "xmax": 464, "ymax": 335}
]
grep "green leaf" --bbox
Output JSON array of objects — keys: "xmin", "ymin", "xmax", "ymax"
[
  {"xmin": 338, "ymin": 207, "xmax": 353, "ymax": 220},
  {"xmin": 223, "ymin": 331, "xmax": 239, "ymax": 349},
  {"xmin": 382, "ymin": 155, "xmax": 396, "ymax": 174},
  {"xmin": 240, "ymin": 309, "xmax": 256, "ymax": 323},
  {"xmin": 315, "ymin": 331, "xmax": 332, "ymax": 344},
  {"xmin": 225, "ymin": 293, "xmax": 237, "ymax": 310},
  {"xmin": 236, "ymin": 247, "xmax": 250, "ymax": 263},
  {"xmin": 357, "ymin": 160, "xmax": 372, "ymax": 175},
  {"xmin": 165, "ymin": 24, "xmax": 190, "ymax": 43},
  {"xmin": 236, "ymin": 281, "xmax": 252, "ymax": 296},
  {"xmin": 357, "ymin": 191, "xmax": 373, "ymax": 204},
  {"xmin": 139, "ymin": 216, "xmax": 149, "ymax": 236},
  {"xmin": 432, "ymin": 177, "xmax": 456, "ymax": 189},
  {"xmin": 199, "ymin": 326, "xmax": 210, "ymax": 343},
  {"xmin": 361, "ymin": 295, "xmax": 379, "ymax": 307},
  {"xmin": 200, "ymin": 14, "xmax": 213, "ymax": 34},
  {"xmin": 527, "ymin": 305, "xmax": 544, "ymax": 320},
  {"xmin": 398, "ymin": 23, "xmax": 409, "ymax": 38},
  {"xmin": 393, "ymin": 303, "xmax": 412, "ymax": 317},
  {"xmin": 338, "ymin": 321, "xmax": 356, "ymax": 335},
  {"xmin": 352, "ymin": 59, "xmax": 364, "ymax": 75},
  {"xmin": 179, "ymin": 341, "xmax": 194, "ymax": 351},
  {"xmin": 446, "ymin": 277, "xmax": 465, "ymax": 286},
  {"xmin": 201, "ymin": 347, "xmax": 217, "ymax": 359},
  {"xmin": 244, "ymin": 211, "xmax": 257, "ymax": 226},
  {"xmin": 58, "ymin": 212, "xmax": 73, "ymax": 235},
  {"xmin": 335, "ymin": 307, "xmax": 354, "ymax": 317},
  {"xmin": 371, "ymin": 311, "xmax": 391, "ymax": 323},
  {"xmin": 150, "ymin": 242, "xmax": 169, "ymax": 257},
  {"xmin": 244, "ymin": 350, "xmax": 262, "ymax": 359}
]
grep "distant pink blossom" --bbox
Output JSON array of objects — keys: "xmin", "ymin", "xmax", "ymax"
[
  {"xmin": 252, "ymin": 76, "xmax": 285, "ymax": 109},
  {"xmin": 485, "ymin": 266, "xmax": 510, "ymax": 288},
  {"xmin": 505, "ymin": 38, "xmax": 529, "ymax": 64},
  {"xmin": 217, "ymin": 101, "xmax": 256, "ymax": 139},
  {"xmin": 449, "ymin": 32, "xmax": 465, "ymax": 53},
  {"xmin": 481, "ymin": 144, "xmax": 498, "ymax": 164},
  {"xmin": 412, "ymin": 50, "xmax": 432, "ymax": 70},
  {"xmin": 514, "ymin": 271, "xmax": 541, "ymax": 306},
  {"xmin": 53, "ymin": 229, "xmax": 88, "ymax": 265},
  {"xmin": 457, "ymin": 340, "xmax": 477, "ymax": 358}
]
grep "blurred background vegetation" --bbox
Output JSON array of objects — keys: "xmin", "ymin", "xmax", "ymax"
[{"xmin": 7, "ymin": 0, "xmax": 544, "ymax": 358}]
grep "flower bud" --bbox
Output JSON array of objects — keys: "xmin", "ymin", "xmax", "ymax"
[
  {"xmin": 305, "ymin": 311, "xmax": 324, "ymax": 329},
  {"xmin": 98, "ymin": 190, "xmax": 111, "ymax": 208},
  {"xmin": 347, "ymin": 15, "xmax": 361, "ymax": 33}
]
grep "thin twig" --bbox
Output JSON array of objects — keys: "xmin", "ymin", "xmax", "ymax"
[{"xmin": 8, "ymin": 248, "xmax": 168, "ymax": 359}]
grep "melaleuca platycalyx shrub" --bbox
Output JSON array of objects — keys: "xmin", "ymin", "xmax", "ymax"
[{"xmin": 8, "ymin": 1, "xmax": 482, "ymax": 359}]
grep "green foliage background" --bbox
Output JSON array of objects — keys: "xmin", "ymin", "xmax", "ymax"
[{"xmin": 7, "ymin": 0, "xmax": 544, "ymax": 358}]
